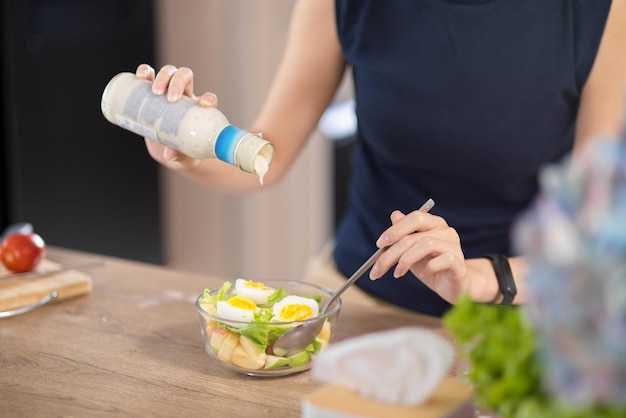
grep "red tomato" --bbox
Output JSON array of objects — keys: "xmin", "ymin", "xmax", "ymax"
[{"xmin": 0, "ymin": 232, "xmax": 46, "ymax": 273}]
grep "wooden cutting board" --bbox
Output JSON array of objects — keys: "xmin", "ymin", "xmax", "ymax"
[
  {"xmin": 302, "ymin": 378, "xmax": 474, "ymax": 418},
  {"xmin": 0, "ymin": 259, "xmax": 93, "ymax": 316}
]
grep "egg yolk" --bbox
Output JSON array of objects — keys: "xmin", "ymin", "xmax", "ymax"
[
  {"xmin": 227, "ymin": 295, "xmax": 257, "ymax": 310},
  {"xmin": 278, "ymin": 304, "xmax": 314, "ymax": 321},
  {"xmin": 243, "ymin": 280, "xmax": 272, "ymax": 291}
]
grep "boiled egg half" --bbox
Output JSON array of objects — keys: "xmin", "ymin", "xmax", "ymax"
[
  {"xmin": 216, "ymin": 295, "xmax": 257, "ymax": 325},
  {"xmin": 235, "ymin": 278, "xmax": 275, "ymax": 305},
  {"xmin": 272, "ymin": 295, "xmax": 319, "ymax": 322}
]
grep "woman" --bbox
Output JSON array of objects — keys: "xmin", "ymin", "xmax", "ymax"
[{"xmin": 138, "ymin": 0, "xmax": 626, "ymax": 316}]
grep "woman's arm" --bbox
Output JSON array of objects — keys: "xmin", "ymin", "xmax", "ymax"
[
  {"xmin": 574, "ymin": 0, "xmax": 626, "ymax": 155},
  {"xmin": 141, "ymin": 0, "xmax": 346, "ymax": 192}
]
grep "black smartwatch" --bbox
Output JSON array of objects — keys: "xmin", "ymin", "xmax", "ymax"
[{"xmin": 481, "ymin": 253, "xmax": 517, "ymax": 305}]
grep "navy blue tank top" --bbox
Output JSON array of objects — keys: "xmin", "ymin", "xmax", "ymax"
[{"xmin": 333, "ymin": 0, "xmax": 612, "ymax": 316}]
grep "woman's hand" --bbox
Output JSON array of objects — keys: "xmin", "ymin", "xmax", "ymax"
[
  {"xmin": 135, "ymin": 63, "xmax": 216, "ymax": 171},
  {"xmin": 369, "ymin": 209, "xmax": 482, "ymax": 304}
]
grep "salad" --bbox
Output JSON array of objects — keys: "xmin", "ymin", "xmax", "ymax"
[{"xmin": 197, "ymin": 279, "xmax": 333, "ymax": 372}]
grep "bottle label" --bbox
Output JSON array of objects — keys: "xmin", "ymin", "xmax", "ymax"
[
  {"xmin": 115, "ymin": 115, "xmax": 158, "ymax": 141},
  {"xmin": 121, "ymin": 80, "xmax": 195, "ymax": 148},
  {"xmin": 215, "ymin": 125, "xmax": 246, "ymax": 165}
]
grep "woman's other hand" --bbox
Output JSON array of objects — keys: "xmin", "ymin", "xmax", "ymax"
[{"xmin": 369, "ymin": 209, "xmax": 501, "ymax": 304}]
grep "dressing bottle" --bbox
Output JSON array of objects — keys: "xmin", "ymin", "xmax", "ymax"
[{"xmin": 101, "ymin": 72, "xmax": 274, "ymax": 184}]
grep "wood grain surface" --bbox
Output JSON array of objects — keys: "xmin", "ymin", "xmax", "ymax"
[
  {"xmin": 0, "ymin": 247, "xmax": 452, "ymax": 417},
  {"xmin": 303, "ymin": 379, "xmax": 474, "ymax": 418},
  {"xmin": 0, "ymin": 259, "xmax": 92, "ymax": 312}
]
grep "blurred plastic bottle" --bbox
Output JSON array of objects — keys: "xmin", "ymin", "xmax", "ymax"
[{"xmin": 101, "ymin": 72, "xmax": 274, "ymax": 183}]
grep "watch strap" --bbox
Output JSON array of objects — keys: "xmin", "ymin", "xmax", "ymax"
[{"xmin": 481, "ymin": 253, "xmax": 517, "ymax": 305}]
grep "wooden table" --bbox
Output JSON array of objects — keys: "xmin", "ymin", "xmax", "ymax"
[{"xmin": 0, "ymin": 247, "xmax": 444, "ymax": 417}]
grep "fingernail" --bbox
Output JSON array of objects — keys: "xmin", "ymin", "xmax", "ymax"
[
  {"xmin": 199, "ymin": 93, "xmax": 217, "ymax": 106},
  {"xmin": 393, "ymin": 267, "xmax": 402, "ymax": 279},
  {"xmin": 153, "ymin": 81, "xmax": 166, "ymax": 95},
  {"xmin": 369, "ymin": 266, "xmax": 380, "ymax": 280},
  {"xmin": 376, "ymin": 234, "xmax": 390, "ymax": 247},
  {"xmin": 167, "ymin": 87, "xmax": 180, "ymax": 102}
]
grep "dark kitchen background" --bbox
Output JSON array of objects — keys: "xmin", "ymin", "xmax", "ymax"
[
  {"xmin": 1, "ymin": 0, "xmax": 354, "ymax": 272},
  {"xmin": 1, "ymin": 0, "xmax": 162, "ymax": 263}
]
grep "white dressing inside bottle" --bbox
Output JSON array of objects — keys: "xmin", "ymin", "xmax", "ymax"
[{"xmin": 101, "ymin": 72, "xmax": 274, "ymax": 184}]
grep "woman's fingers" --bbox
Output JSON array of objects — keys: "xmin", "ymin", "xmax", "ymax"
[
  {"xmin": 370, "ymin": 233, "xmax": 420, "ymax": 280},
  {"xmin": 370, "ymin": 209, "xmax": 461, "ymax": 281},
  {"xmin": 390, "ymin": 209, "xmax": 405, "ymax": 224},
  {"xmin": 136, "ymin": 64, "xmax": 211, "ymax": 169},
  {"xmin": 376, "ymin": 210, "xmax": 447, "ymax": 247},
  {"xmin": 369, "ymin": 231, "xmax": 468, "ymax": 303},
  {"xmin": 162, "ymin": 145, "xmax": 201, "ymax": 170},
  {"xmin": 198, "ymin": 92, "xmax": 218, "ymax": 108},
  {"xmin": 415, "ymin": 252, "xmax": 470, "ymax": 303},
  {"xmin": 152, "ymin": 64, "xmax": 178, "ymax": 95},
  {"xmin": 144, "ymin": 140, "xmax": 201, "ymax": 171},
  {"xmin": 367, "ymin": 208, "xmax": 471, "ymax": 303},
  {"xmin": 136, "ymin": 64, "xmax": 155, "ymax": 80},
  {"xmin": 167, "ymin": 66, "xmax": 194, "ymax": 101},
  {"xmin": 372, "ymin": 233, "xmax": 451, "ymax": 279},
  {"xmin": 392, "ymin": 235, "xmax": 442, "ymax": 278},
  {"xmin": 414, "ymin": 250, "xmax": 460, "ymax": 280},
  {"xmin": 151, "ymin": 65, "xmax": 194, "ymax": 101},
  {"xmin": 136, "ymin": 64, "xmax": 217, "ymax": 109}
]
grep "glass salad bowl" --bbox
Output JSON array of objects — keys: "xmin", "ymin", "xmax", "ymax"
[{"xmin": 196, "ymin": 279, "xmax": 342, "ymax": 377}]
